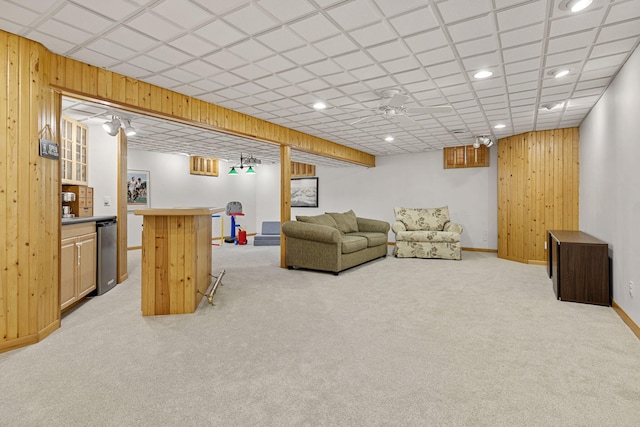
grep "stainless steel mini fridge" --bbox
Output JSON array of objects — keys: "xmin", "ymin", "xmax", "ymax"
[{"xmin": 96, "ymin": 218, "xmax": 117, "ymax": 295}]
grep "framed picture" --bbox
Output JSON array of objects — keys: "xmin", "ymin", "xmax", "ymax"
[
  {"xmin": 291, "ymin": 177, "xmax": 318, "ymax": 208},
  {"xmin": 127, "ymin": 170, "xmax": 150, "ymax": 209}
]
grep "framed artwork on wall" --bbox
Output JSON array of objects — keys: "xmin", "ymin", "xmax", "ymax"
[
  {"xmin": 127, "ymin": 170, "xmax": 150, "ymax": 210},
  {"xmin": 291, "ymin": 177, "xmax": 318, "ymax": 208}
]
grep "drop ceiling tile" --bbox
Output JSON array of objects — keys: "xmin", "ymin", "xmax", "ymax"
[
  {"xmin": 323, "ymin": 72, "xmax": 360, "ymax": 86},
  {"xmin": 38, "ymin": 19, "xmax": 93, "ymax": 45},
  {"xmin": 389, "ymin": 7, "xmax": 438, "ymax": 36},
  {"xmin": 367, "ymin": 39, "xmax": 410, "ymax": 62},
  {"xmin": 305, "ymin": 59, "xmax": 344, "ymax": 76},
  {"xmin": 499, "ymin": 23, "xmax": 544, "ymax": 49},
  {"xmin": 202, "ymin": 50, "xmax": 245, "ymax": 70},
  {"xmin": 105, "ymin": 27, "xmax": 157, "ymax": 51},
  {"xmin": 227, "ymin": 38, "xmax": 274, "ymax": 62},
  {"xmin": 605, "ymin": 0, "xmax": 640, "ymax": 24},
  {"xmin": 545, "ymin": 48, "xmax": 587, "ymax": 68},
  {"xmin": 350, "ymin": 21, "xmax": 399, "ymax": 47},
  {"xmin": 143, "ymin": 74, "xmax": 181, "ymax": 89},
  {"xmin": 506, "ymin": 70, "xmax": 539, "ymax": 85},
  {"xmin": 28, "ymin": 31, "xmax": 75, "ymax": 54},
  {"xmin": 151, "ymin": 1, "xmax": 213, "ymax": 28},
  {"xmin": 171, "ymin": 84, "xmax": 205, "ymax": 97},
  {"xmin": 288, "ymin": 13, "xmax": 341, "ymax": 43},
  {"xmin": 208, "ymin": 71, "xmax": 245, "ymax": 86},
  {"xmin": 505, "ymin": 58, "xmax": 540, "ymax": 75},
  {"xmin": 128, "ymin": 55, "xmax": 170, "ymax": 73},
  {"xmin": 256, "ymin": 0, "xmax": 316, "ymax": 22},
  {"xmin": 455, "ymin": 35, "xmax": 499, "ymax": 58},
  {"xmin": 425, "ymin": 61, "xmax": 462, "ymax": 78},
  {"xmin": 503, "ymin": 42, "xmax": 542, "ymax": 64},
  {"xmin": 74, "ymin": 0, "xmax": 138, "ymax": 20},
  {"xmin": 169, "ymin": 34, "xmax": 216, "ymax": 56},
  {"xmin": 415, "ymin": 46, "xmax": 456, "ymax": 68},
  {"xmin": 327, "ymin": 0, "xmax": 383, "ymax": 31},
  {"xmin": 256, "ymin": 27, "xmax": 306, "ymax": 52},
  {"xmin": 381, "ymin": 56, "xmax": 422, "ymax": 74},
  {"xmin": 71, "ymin": 48, "xmax": 119, "ymax": 68},
  {"xmin": 179, "ymin": 60, "xmax": 222, "ymax": 78},
  {"xmin": 496, "ymin": 1, "xmax": 546, "ymax": 32},
  {"xmin": 53, "ymin": 3, "xmax": 114, "ymax": 33},
  {"xmin": 109, "ymin": 62, "xmax": 150, "ymax": 79},
  {"xmin": 597, "ymin": 19, "xmax": 640, "ymax": 44},
  {"xmin": 282, "ymin": 45, "xmax": 326, "ymax": 65},
  {"xmin": 314, "ymin": 34, "xmax": 359, "ymax": 57},
  {"xmin": 549, "ymin": 8, "xmax": 607, "ymax": 38},
  {"xmin": 447, "ymin": 15, "xmax": 496, "ymax": 43},
  {"xmin": 350, "ymin": 64, "xmax": 386, "ymax": 81},
  {"xmin": 255, "ymin": 54, "xmax": 296, "ymax": 73},
  {"xmin": 436, "ymin": 0, "xmax": 493, "ymax": 23},
  {"xmin": 128, "ymin": 13, "xmax": 186, "ymax": 40},
  {"xmin": 362, "ymin": 75, "xmax": 397, "ymax": 91},
  {"xmin": 582, "ymin": 53, "xmax": 628, "ymax": 72},
  {"xmin": 274, "ymin": 68, "xmax": 314, "ymax": 84},
  {"xmin": 590, "ymin": 37, "xmax": 638, "ymax": 59},
  {"xmin": 254, "ymin": 75, "xmax": 290, "ymax": 91},
  {"xmin": 162, "ymin": 68, "xmax": 199, "ymax": 83},
  {"xmin": 372, "ymin": 0, "xmax": 428, "ymax": 17},
  {"xmin": 461, "ymin": 52, "xmax": 501, "ymax": 72},
  {"xmin": 546, "ymin": 30, "xmax": 596, "ymax": 54},
  {"xmin": 231, "ymin": 63, "xmax": 271, "ymax": 80},
  {"xmin": 1, "ymin": 2, "xmax": 40, "ymax": 26},
  {"xmin": 87, "ymin": 38, "xmax": 137, "ymax": 60},
  {"xmin": 223, "ymin": 3, "xmax": 279, "ymax": 34},
  {"xmin": 195, "ymin": 20, "xmax": 246, "ymax": 47},
  {"xmin": 433, "ymin": 74, "xmax": 467, "ymax": 88},
  {"xmin": 147, "ymin": 45, "xmax": 192, "ymax": 65},
  {"xmin": 403, "ymin": 28, "xmax": 448, "ymax": 53}
]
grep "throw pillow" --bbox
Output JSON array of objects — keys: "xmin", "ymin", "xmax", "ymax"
[
  {"xmin": 394, "ymin": 206, "xmax": 450, "ymax": 231},
  {"xmin": 296, "ymin": 214, "xmax": 338, "ymax": 229},
  {"xmin": 326, "ymin": 210, "xmax": 359, "ymax": 233}
]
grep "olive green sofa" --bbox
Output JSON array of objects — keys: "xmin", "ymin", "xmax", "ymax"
[{"xmin": 281, "ymin": 210, "xmax": 390, "ymax": 275}]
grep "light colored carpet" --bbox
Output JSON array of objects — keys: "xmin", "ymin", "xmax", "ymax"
[{"xmin": 1, "ymin": 245, "xmax": 640, "ymax": 426}]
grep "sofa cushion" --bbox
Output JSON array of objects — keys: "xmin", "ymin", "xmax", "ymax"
[
  {"xmin": 394, "ymin": 206, "xmax": 450, "ymax": 231},
  {"xmin": 326, "ymin": 210, "xmax": 358, "ymax": 233},
  {"xmin": 349, "ymin": 232, "xmax": 388, "ymax": 247},
  {"xmin": 341, "ymin": 235, "xmax": 368, "ymax": 254},
  {"xmin": 395, "ymin": 230, "xmax": 460, "ymax": 243},
  {"xmin": 296, "ymin": 214, "xmax": 338, "ymax": 229}
]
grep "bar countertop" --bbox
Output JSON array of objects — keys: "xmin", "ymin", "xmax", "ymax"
[
  {"xmin": 62, "ymin": 215, "xmax": 117, "ymax": 225},
  {"xmin": 133, "ymin": 207, "xmax": 224, "ymax": 216}
]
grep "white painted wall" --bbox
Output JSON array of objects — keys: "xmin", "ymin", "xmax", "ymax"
[
  {"xmin": 87, "ymin": 125, "xmax": 118, "ymax": 217},
  {"xmin": 279, "ymin": 149, "xmax": 498, "ymax": 249},
  {"xmin": 126, "ymin": 151, "xmax": 258, "ymax": 247},
  {"xmin": 580, "ymin": 45, "xmax": 640, "ymax": 326}
]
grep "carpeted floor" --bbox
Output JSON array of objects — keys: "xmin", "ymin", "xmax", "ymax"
[{"xmin": 1, "ymin": 245, "xmax": 640, "ymax": 426}]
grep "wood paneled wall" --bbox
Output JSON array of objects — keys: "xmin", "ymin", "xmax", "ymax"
[
  {"xmin": 48, "ymin": 54, "xmax": 375, "ymax": 168},
  {"xmin": 0, "ymin": 32, "xmax": 60, "ymax": 353},
  {"xmin": 498, "ymin": 128, "xmax": 579, "ymax": 264}
]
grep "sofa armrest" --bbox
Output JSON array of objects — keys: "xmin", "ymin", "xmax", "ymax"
[
  {"xmin": 356, "ymin": 217, "xmax": 390, "ymax": 234},
  {"xmin": 391, "ymin": 221, "xmax": 406, "ymax": 234},
  {"xmin": 281, "ymin": 221, "xmax": 341, "ymax": 244},
  {"xmin": 444, "ymin": 222, "xmax": 464, "ymax": 234}
]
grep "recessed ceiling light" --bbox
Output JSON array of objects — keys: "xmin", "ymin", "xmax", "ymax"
[
  {"xmin": 542, "ymin": 102, "xmax": 565, "ymax": 110},
  {"xmin": 551, "ymin": 69, "xmax": 571, "ymax": 78},
  {"xmin": 559, "ymin": 0, "xmax": 593, "ymax": 12},
  {"xmin": 494, "ymin": 124, "xmax": 506, "ymax": 129},
  {"xmin": 473, "ymin": 70, "xmax": 493, "ymax": 79},
  {"xmin": 385, "ymin": 135, "xmax": 394, "ymax": 142},
  {"xmin": 312, "ymin": 102, "xmax": 327, "ymax": 110}
]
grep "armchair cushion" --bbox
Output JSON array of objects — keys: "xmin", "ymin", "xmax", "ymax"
[
  {"xmin": 394, "ymin": 206, "xmax": 450, "ymax": 231},
  {"xmin": 326, "ymin": 210, "xmax": 359, "ymax": 233}
]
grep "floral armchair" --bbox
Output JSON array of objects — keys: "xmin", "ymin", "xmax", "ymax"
[{"xmin": 392, "ymin": 206, "xmax": 463, "ymax": 260}]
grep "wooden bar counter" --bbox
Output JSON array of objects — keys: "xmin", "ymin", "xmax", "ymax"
[{"xmin": 134, "ymin": 207, "xmax": 224, "ymax": 316}]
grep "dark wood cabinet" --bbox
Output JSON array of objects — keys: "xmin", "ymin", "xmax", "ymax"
[{"xmin": 548, "ymin": 230, "xmax": 610, "ymax": 306}]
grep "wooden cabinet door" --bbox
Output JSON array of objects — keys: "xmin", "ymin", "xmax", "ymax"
[
  {"xmin": 60, "ymin": 237, "xmax": 77, "ymax": 310},
  {"xmin": 77, "ymin": 232, "xmax": 97, "ymax": 298}
]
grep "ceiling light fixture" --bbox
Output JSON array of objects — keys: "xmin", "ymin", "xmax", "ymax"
[
  {"xmin": 228, "ymin": 153, "xmax": 261, "ymax": 175},
  {"xmin": 542, "ymin": 102, "xmax": 565, "ymax": 110},
  {"xmin": 552, "ymin": 69, "xmax": 571, "ymax": 78},
  {"xmin": 385, "ymin": 135, "xmax": 394, "ymax": 142},
  {"xmin": 313, "ymin": 102, "xmax": 327, "ymax": 110},
  {"xmin": 474, "ymin": 135, "xmax": 494, "ymax": 148},
  {"xmin": 494, "ymin": 124, "xmax": 506, "ymax": 129},
  {"xmin": 559, "ymin": 0, "xmax": 593, "ymax": 12},
  {"xmin": 123, "ymin": 118, "xmax": 136, "ymax": 136},
  {"xmin": 102, "ymin": 116, "xmax": 121, "ymax": 136},
  {"xmin": 473, "ymin": 70, "xmax": 493, "ymax": 79}
]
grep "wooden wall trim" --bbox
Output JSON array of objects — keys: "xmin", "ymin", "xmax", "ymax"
[
  {"xmin": 612, "ymin": 300, "xmax": 640, "ymax": 340},
  {"xmin": 48, "ymin": 55, "xmax": 375, "ymax": 168}
]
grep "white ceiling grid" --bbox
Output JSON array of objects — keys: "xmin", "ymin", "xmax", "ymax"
[{"xmin": 0, "ymin": 0, "xmax": 639, "ymax": 165}]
